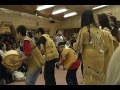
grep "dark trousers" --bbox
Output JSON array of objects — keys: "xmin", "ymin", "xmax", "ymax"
[
  {"xmin": 81, "ymin": 62, "xmax": 83, "ymax": 75},
  {"xmin": 66, "ymin": 68, "xmax": 78, "ymax": 85},
  {"xmin": 44, "ymin": 59, "xmax": 56, "ymax": 85}
]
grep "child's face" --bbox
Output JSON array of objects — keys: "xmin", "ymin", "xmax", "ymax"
[{"xmin": 58, "ymin": 46, "xmax": 63, "ymax": 53}]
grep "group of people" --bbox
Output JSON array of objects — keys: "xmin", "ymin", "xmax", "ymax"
[
  {"xmin": 73, "ymin": 10, "xmax": 120, "ymax": 85},
  {"xmin": 0, "ymin": 37, "xmax": 19, "ymax": 85},
  {"xmin": 0, "ymin": 9, "xmax": 120, "ymax": 85}
]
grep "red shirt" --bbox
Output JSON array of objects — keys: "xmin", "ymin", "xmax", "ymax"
[
  {"xmin": 23, "ymin": 40, "xmax": 32, "ymax": 55},
  {"xmin": 69, "ymin": 59, "xmax": 80, "ymax": 70}
]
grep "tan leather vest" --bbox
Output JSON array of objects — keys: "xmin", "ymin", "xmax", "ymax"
[
  {"xmin": 61, "ymin": 48, "xmax": 78, "ymax": 70},
  {"xmin": 24, "ymin": 36, "xmax": 45, "ymax": 68},
  {"xmin": 42, "ymin": 34, "xmax": 59, "ymax": 61}
]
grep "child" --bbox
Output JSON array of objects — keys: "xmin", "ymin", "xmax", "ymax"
[
  {"xmin": 58, "ymin": 42, "xmax": 80, "ymax": 85},
  {"xmin": 0, "ymin": 55, "xmax": 6, "ymax": 85}
]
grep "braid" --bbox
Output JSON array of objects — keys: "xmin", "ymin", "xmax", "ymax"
[{"xmin": 87, "ymin": 25, "xmax": 91, "ymax": 42}]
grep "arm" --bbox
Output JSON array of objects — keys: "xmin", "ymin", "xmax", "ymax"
[
  {"xmin": 62, "ymin": 34, "xmax": 66, "ymax": 41},
  {"xmin": 73, "ymin": 29, "xmax": 85, "ymax": 53},
  {"xmin": 40, "ymin": 44, "xmax": 45, "ymax": 55},
  {"xmin": 59, "ymin": 55, "xmax": 66, "ymax": 65},
  {"xmin": 59, "ymin": 49, "xmax": 67, "ymax": 64},
  {"xmin": 20, "ymin": 55, "xmax": 30, "ymax": 62}
]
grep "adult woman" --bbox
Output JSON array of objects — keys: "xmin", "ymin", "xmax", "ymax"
[
  {"xmin": 97, "ymin": 13, "xmax": 115, "ymax": 80},
  {"xmin": 73, "ymin": 10, "xmax": 105, "ymax": 85}
]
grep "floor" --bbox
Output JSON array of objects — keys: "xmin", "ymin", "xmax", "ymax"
[{"xmin": 8, "ymin": 65, "xmax": 83, "ymax": 85}]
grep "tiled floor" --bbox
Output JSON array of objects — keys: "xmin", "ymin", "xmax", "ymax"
[{"xmin": 8, "ymin": 66, "xmax": 83, "ymax": 85}]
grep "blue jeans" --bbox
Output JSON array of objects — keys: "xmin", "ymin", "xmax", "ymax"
[{"xmin": 25, "ymin": 66, "xmax": 42, "ymax": 85}]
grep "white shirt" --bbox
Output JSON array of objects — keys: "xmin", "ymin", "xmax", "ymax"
[
  {"xmin": 54, "ymin": 36, "xmax": 64, "ymax": 46},
  {"xmin": 0, "ymin": 50, "xmax": 5, "ymax": 57}
]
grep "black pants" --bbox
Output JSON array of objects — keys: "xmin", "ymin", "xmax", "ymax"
[
  {"xmin": 81, "ymin": 62, "xmax": 83, "ymax": 75},
  {"xmin": 66, "ymin": 68, "xmax": 78, "ymax": 85},
  {"xmin": 44, "ymin": 59, "xmax": 56, "ymax": 85}
]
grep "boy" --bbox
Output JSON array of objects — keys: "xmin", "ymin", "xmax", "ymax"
[{"xmin": 58, "ymin": 42, "xmax": 80, "ymax": 85}]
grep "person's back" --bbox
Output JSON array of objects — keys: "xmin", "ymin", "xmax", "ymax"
[
  {"xmin": 73, "ymin": 10, "xmax": 105, "ymax": 85},
  {"xmin": 42, "ymin": 34, "xmax": 59, "ymax": 61},
  {"xmin": 97, "ymin": 13, "xmax": 118, "ymax": 80},
  {"xmin": 61, "ymin": 47, "xmax": 78, "ymax": 69},
  {"xmin": 79, "ymin": 25, "xmax": 104, "ymax": 71}
]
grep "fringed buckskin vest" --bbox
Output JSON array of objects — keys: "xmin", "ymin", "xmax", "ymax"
[
  {"xmin": 42, "ymin": 34, "xmax": 59, "ymax": 61},
  {"xmin": 24, "ymin": 36, "xmax": 45, "ymax": 68},
  {"xmin": 61, "ymin": 48, "xmax": 78, "ymax": 70}
]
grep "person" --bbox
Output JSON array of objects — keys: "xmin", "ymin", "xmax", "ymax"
[
  {"xmin": 70, "ymin": 33, "xmax": 77, "ymax": 48},
  {"xmin": 58, "ymin": 42, "xmax": 80, "ymax": 85},
  {"xmin": 0, "ymin": 49, "xmax": 7, "ymax": 85},
  {"xmin": 0, "ymin": 43, "xmax": 6, "ymax": 57},
  {"xmin": 108, "ymin": 15, "xmax": 119, "ymax": 50},
  {"xmin": 73, "ymin": 10, "xmax": 105, "ymax": 85},
  {"xmin": 53, "ymin": 30, "xmax": 66, "ymax": 47},
  {"xmin": 35, "ymin": 28, "xmax": 59, "ymax": 85},
  {"xmin": 0, "ymin": 43, "xmax": 14, "ymax": 84},
  {"xmin": 12, "ymin": 43, "xmax": 17, "ymax": 50},
  {"xmin": 15, "ymin": 25, "xmax": 45, "ymax": 85},
  {"xmin": 109, "ymin": 16, "xmax": 119, "ymax": 42},
  {"xmin": 53, "ymin": 30, "xmax": 66, "ymax": 69},
  {"xmin": 27, "ymin": 32, "xmax": 35, "ymax": 42},
  {"xmin": 97, "ymin": 13, "xmax": 115, "ymax": 77},
  {"xmin": 105, "ymin": 45, "xmax": 120, "ymax": 85}
]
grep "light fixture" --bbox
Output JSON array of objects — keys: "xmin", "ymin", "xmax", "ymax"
[
  {"xmin": 36, "ymin": 5, "xmax": 55, "ymax": 11},
  {"xmin": 52, "ymin": 8, "xmax": 68, "ymax": 15},
  {"xmin": 64, "ymin": 12, "xmax": 77, "ymax": 18},
  {"xmin": 92, "ymin": 5, "xmax": 109, "ymax": 10}
]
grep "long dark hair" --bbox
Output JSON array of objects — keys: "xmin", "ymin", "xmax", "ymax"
[
  {"xmin": 81, "ymin": 10, "xmax": 98, "ymax": 28},
  {"xmin": 97, "ymin": 13, "xmax": 112, "ymax": 31},
  {"xmin": 81, "ymin": 10, "xmax": 98, "ymax": 42},
  {"xmin": 110, "ymin": 16, "xmax": 119, "ymax": 30},
  {"xmin": 110, "ymin": 16, "xmax": 119, "ymax": 41}
]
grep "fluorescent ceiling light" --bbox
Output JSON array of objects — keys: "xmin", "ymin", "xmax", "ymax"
[
  {"xmin": 92, "ymin": 5, "xmax": 109, "ymax": 10},
  {"xmin": 52, "ymin": 8, "xmax": 68, "ymax": 15},
  {"xmin": 64, "ymin": 12, "xmax": 77, "ymax": 18},
  {"xmin": 36, "ymin": 5, "xmax": 55, "ymax": 11}
]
